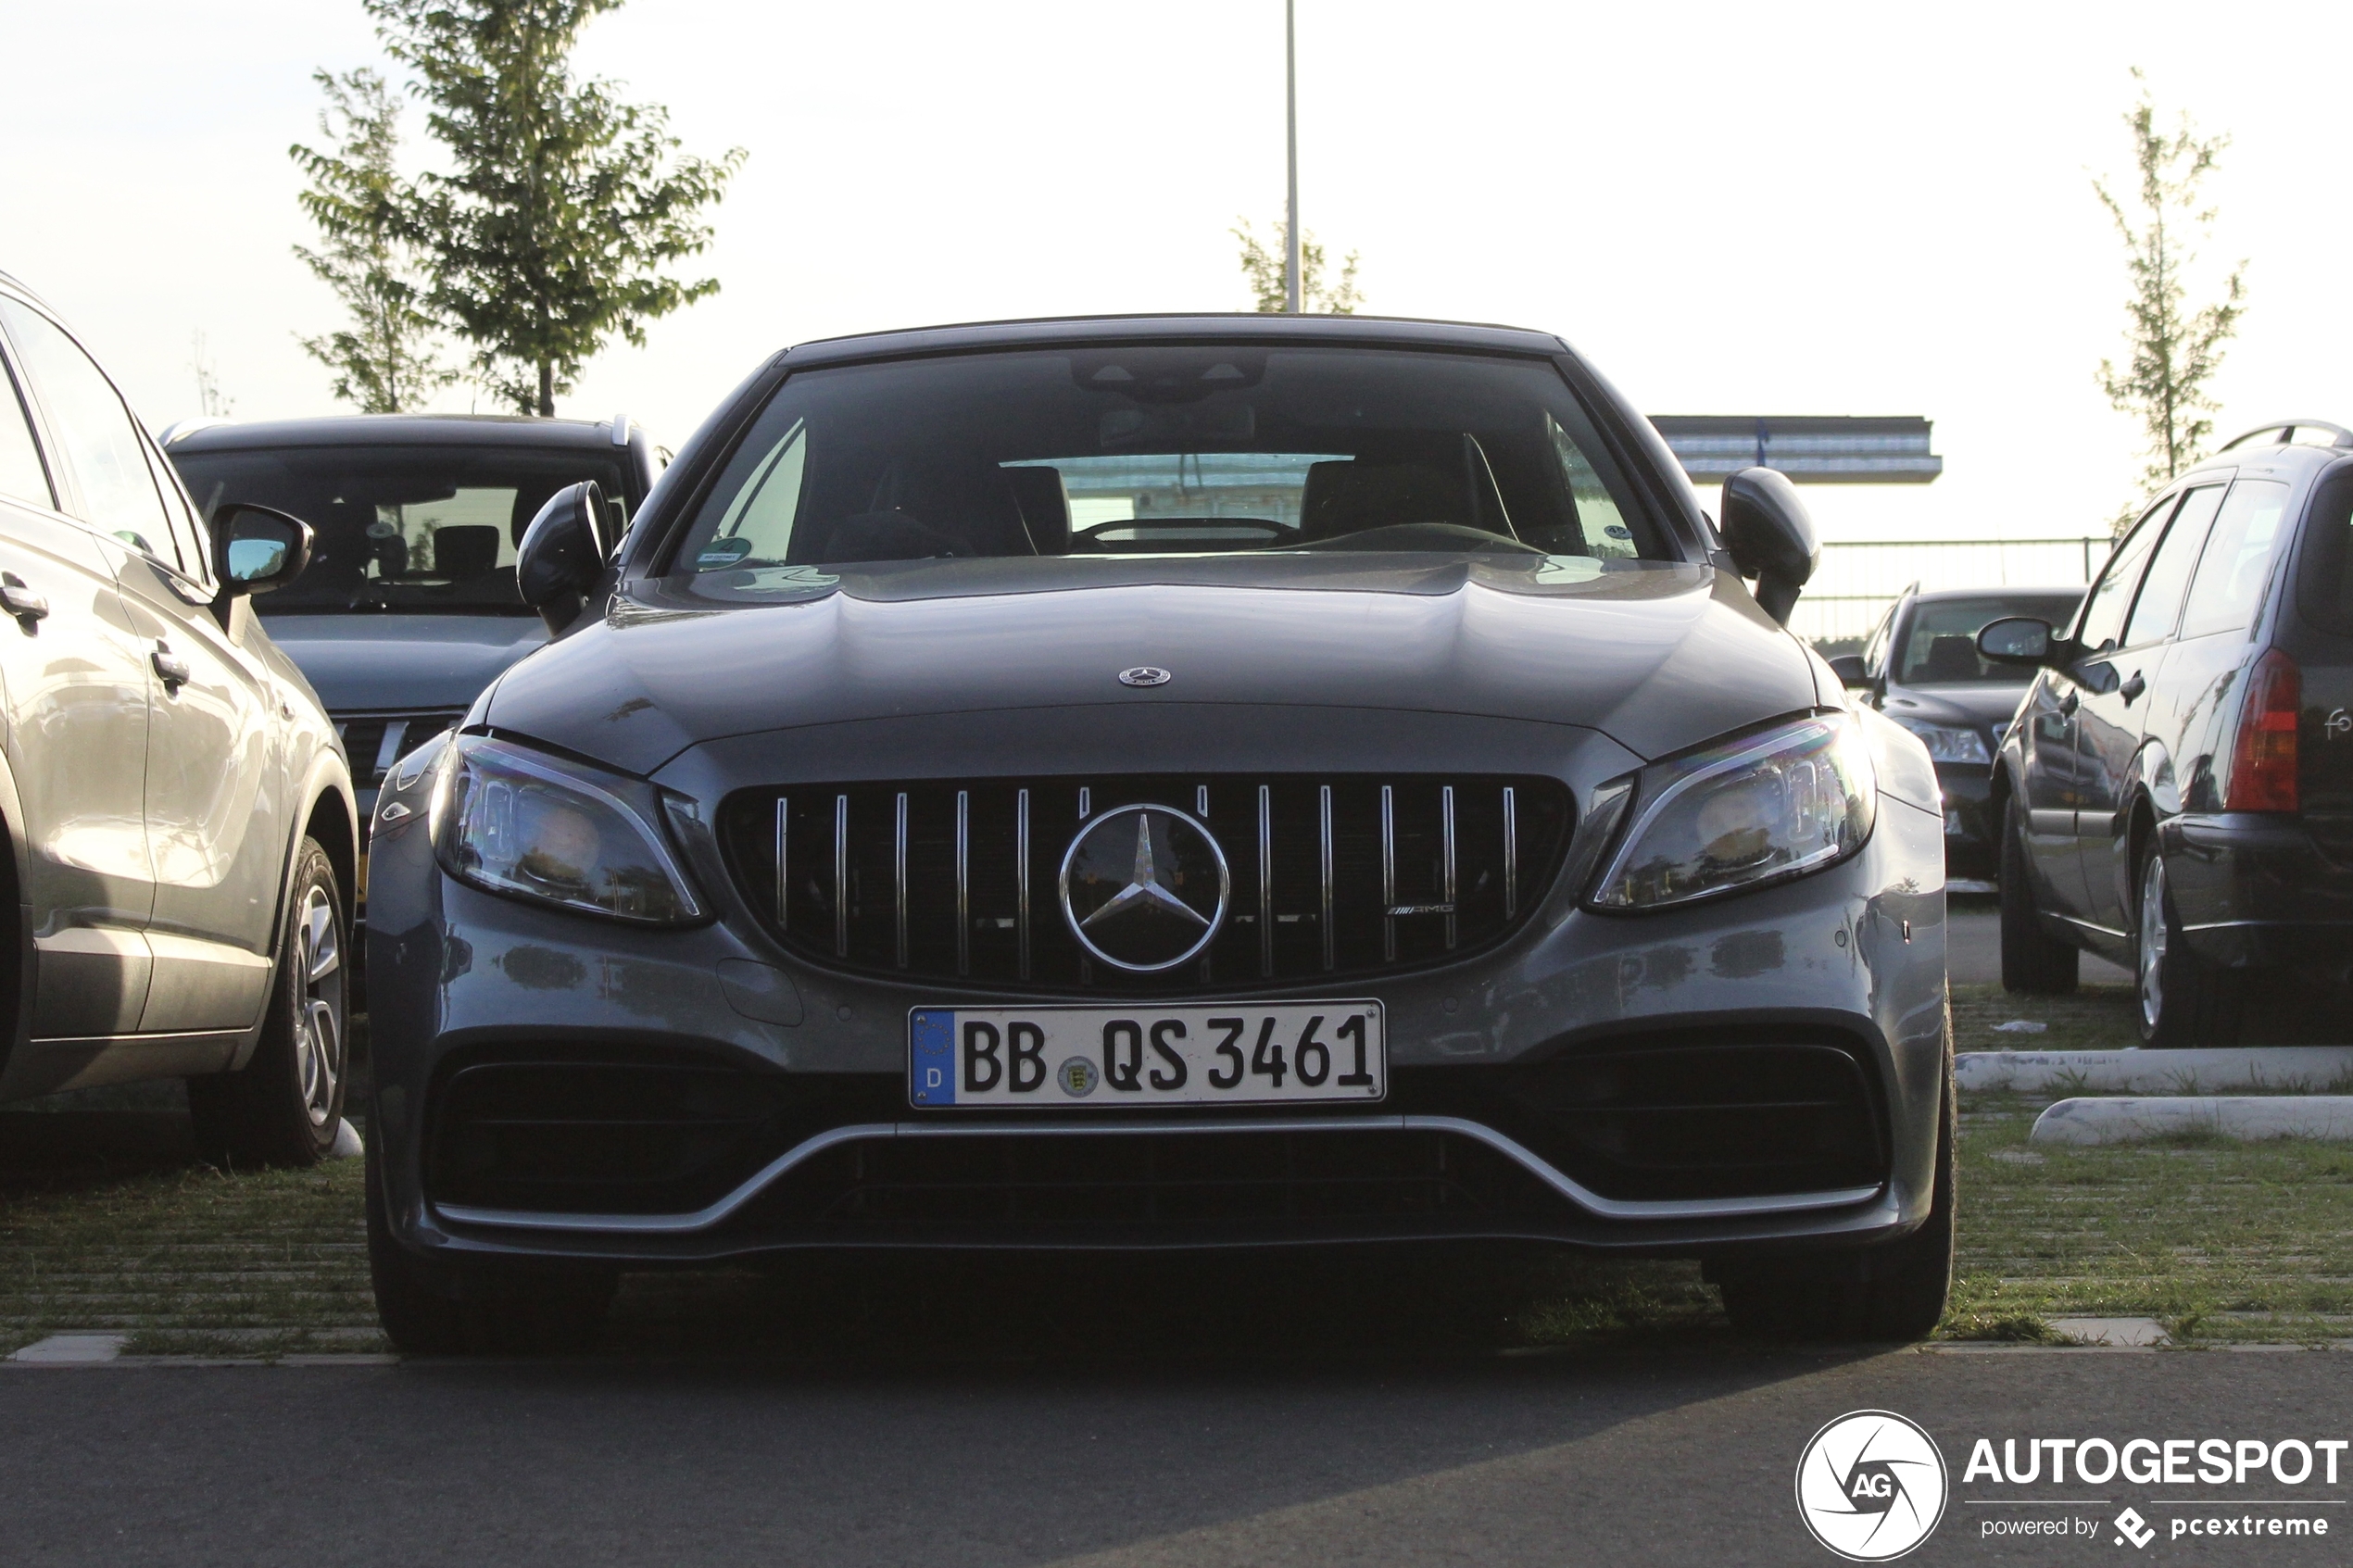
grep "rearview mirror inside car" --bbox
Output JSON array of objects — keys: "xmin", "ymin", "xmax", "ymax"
[
  {"xmin": 1976, "ymin": 616, "xmax": 2054, "ymax": 666},
  {"xmin": 214, "ymin": 504, "xmax": 312, "ymax": 596},
  {"xmin": 1826, "ymin": 653, "xmax": 1872, "ymax": 689},
  {"xmin": 517, "ymin": 480, "xmax": 613, "ymax": 633},
  {"xmin": 1718, "ymin": 467, "xmax": 1818, "ymax": 626}
]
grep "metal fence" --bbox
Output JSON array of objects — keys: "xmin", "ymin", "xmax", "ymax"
[{"xmin": 1790, "ymin": 537, "xmax": 2111, "ymax": 646}]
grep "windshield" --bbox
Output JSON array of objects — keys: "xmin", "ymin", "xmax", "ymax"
[
  {"xmin": 1895, "ymin": 593, "xmax": 2084, "ymax": 684},
  {"xmin": 169, "ymin": 445, "xmax": 628, "ymax": 614},
  {"xmin": 673, "ymin": 346, "xmax": 1663, "ymax": 573}
]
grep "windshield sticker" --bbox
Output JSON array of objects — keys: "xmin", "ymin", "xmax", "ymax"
[
  {"xmin": 696, "ymin": 536, "xmax": 754, "ymax": 570},
  {"xmin": 1533, "ymin": 555, "xmax": 1604, "ymax": 584},
  {"xmin": 710, "ymin": 564, "xmax": 841, "ymax": 596}
]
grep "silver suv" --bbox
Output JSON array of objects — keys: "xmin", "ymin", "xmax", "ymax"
[{"xmin": 0, "ymin": 271, "xmax": 358, "ymax": 1164}]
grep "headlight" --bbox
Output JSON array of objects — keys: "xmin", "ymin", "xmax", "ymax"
[
  {"xmin": 433, "ymin": 734, "xmax": 704, "ymax": 924},
  {"xmin": 1889, "ymin": 716, "xmax": 1991, "ymax": 765},
  {"xmin": 1589, "ymin": 712, "xmax": 1876, "ymax": 911}
]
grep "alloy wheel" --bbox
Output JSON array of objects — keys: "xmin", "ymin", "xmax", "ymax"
[
  {"xmin": 2137, "ymin": 854, "xmax": 2169, "ymax": 1038},
  {"xmin": 293, "ymin": 884, "xmax": 345, "ymax": 1127}
]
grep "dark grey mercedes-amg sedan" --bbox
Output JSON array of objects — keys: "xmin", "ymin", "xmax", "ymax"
[{"xmin": 361, "ymin": 314, "xmax": 1954, "ymax": 1350}]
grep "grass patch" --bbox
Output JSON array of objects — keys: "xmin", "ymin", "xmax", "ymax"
[
  {"xmin": 1948, "ymin": 1100, "xmax": 2353, "ymax": 1344},
  {"xmin": 1952, "ymin": 981, "xmax": 2140, "ymax": 1055},
  {"xmin": 0, "ymin": 1145, "xmax": 383, "ymax": 1359}
]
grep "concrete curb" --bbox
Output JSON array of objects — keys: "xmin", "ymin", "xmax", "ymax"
[
  {"xmin": 1958, "ymin": 1047, "xmax": 2353, "ymax": 1096},
  {"xmin": 2030, "ymin": 1096, "xmax": 2353, "ymax": 1146}
]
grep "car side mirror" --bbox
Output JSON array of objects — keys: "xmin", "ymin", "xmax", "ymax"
[
  {"xmin": 517, "ymin": 480, "xmax": 613, "ymax": 633},
  {"xmin": 1826, "ymin": 653, "xmax": 1873, "ymax": 689},
  {"xmin": 213, "ymin": 504, "xmax": 312, "ymax": 596},
  {"xmin": 1976, "ymin": 616, "xmax": 2055, "ymax": 667},
  {"xmin": 1718, "ymin": 467, "xmax": 1818, "ymax": 626}
]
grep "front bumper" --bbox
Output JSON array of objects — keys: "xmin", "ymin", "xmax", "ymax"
[
  {"xmin": 363, "ymin": 716, "xmax": 1951, "ymax": 1269},
  {"xmin": 2161, "ymin": 812, "xmax": 2353, "ymax": 980}
]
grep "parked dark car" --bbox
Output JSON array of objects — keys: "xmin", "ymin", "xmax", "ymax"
[
  {"xmin": 1983, "ymin": 420, "xmax": 2353, "ymax": 1045},
  {"xmin": 162, "ymin": 415, "xmax": 660, "ymax": 852},
  {"xmin": 0, "ymin": 271, "xmax": 358, "ymax": 1164},
  {"xmin": 1831, "ymin": 585, "xmax": 2084, "ymax": 885},
  {"xmin": 362, "ymin": 314, "xmax": 1955, "ymax": 1351}
]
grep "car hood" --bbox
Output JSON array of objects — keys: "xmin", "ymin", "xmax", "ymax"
[
  {"xmin": 484, "ymin": 554, "xmax": 1820, "ymax": 777},
  {"xmin": 259, "ymin": 613, "xmax": 548, "ymax": 713},
  {"xmin": 1882, "ymin": 681, "xmax": 2030, "ymax": 733}
]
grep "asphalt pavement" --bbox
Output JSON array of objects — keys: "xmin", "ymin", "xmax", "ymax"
[
  {"xmin": 5, "ymin": 1345, "xmax": 2347, "ymax": 1566},
  {"xmin": 1948, "ymin": 900, "xmax": 2133, "ymax": 987}
]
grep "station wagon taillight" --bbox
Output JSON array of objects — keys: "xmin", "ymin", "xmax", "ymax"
[{"xmin": 2226, "ymin": 648, "xmax": 2301, "ymax": 812}]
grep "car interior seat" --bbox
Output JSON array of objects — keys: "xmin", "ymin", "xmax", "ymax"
[
  {"xmin": 432, "ymin": 524, "xmax": 500, "ymax": 580},
  {"xmin": 1002, "ymin": 465, "xmax": 1071, "ymax": 554},
  {"xmin": 1298, "ymin": 458, "xmax": 1469, "ymax": 542},
  {"xmin": 1920, "ymin": 634, "xmax": 1982, "ymax": 683}
]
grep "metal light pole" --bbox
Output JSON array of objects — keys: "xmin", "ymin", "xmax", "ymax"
[{"xmin": 1284, "ymin": 0, "xmax": 1301, "ymax": 314}]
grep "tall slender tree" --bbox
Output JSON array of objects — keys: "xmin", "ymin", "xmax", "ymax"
[
  {"xmin": 2095, "ymin": 70, "xmax": 2247, "ymax": 503},
  {"xmin": 289, "ymin": 68, "xmax": 455, "ymax": 413},
  {"xmin": 1234, "ymin": 219, "xmax": 1362, "ymax": 315},
  {"xmin": 366, "ymin": 0, "xmax": 745, "ymax": 416}
]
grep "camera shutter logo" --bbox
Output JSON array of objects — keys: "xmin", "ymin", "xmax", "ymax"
[{"xmin": 1794, "ymin": 1410, "xmax": 1947, "ymax": 1562}]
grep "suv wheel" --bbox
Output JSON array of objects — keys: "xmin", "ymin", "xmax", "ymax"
[
  {"xmin": 188, "ymin": 838, "xmax": 348, "ymax": 1167},
  {"xmin": 2000, "ymin": 799, "xmax": 2078, "ymax": 994},
  {"xmin": 2135, "ymin": 839, "xmax": 2241, "ymax": 1048},
  {"xmin": 1714, "ymin": 1019, "xmax": 1955, "ymax": 1343}
]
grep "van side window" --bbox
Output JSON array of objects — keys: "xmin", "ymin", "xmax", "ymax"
[
  {"xmin": 2074, "ymin": 498, "xmax": 2172, "ymax": 655},
  {"xmin": 0, "ymin": 299, "xmax": 174, "ymax": 561},
  {"xmin": 2179, "ymin": 479, "xmax": 2290, "ymax": 639},
  {"xmin": 2122, "ymin": 484, "xmax": 2225, "ymax": 648},
  {"xmin": 0, "ymin": 353, "xmax": 54, "ymax": 510}
]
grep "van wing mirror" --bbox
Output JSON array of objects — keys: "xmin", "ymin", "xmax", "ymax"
[
  {"xmin": 1719, "ymin": 467, "xmax": 1818, "ymax": 626},
  {"xmin": 214, "ymin": 504, "xmax": 313, "ymax": 596},
  {"xmin": 516, "ymin": 481, "xmax": 613, "ymax": 633},
  {"xmin": 1976, "ymin": 616, "xmax": 2055, "ymax": 667}
]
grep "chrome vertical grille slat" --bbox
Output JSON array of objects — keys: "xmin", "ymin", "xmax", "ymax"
[
  {"xmin": 1503, "ymin": 785, "xmax": 1518, "ymax": 919},
  {"xmin": 954, "ymin": 790, "xmax": 970, "ymax": 977},
  {"xmin": 774, "ymin": 797, "xmax": 788, "ymax": 930},
  {"xmin": 1257, "ymin": 784, "xmax": 1274, "ymax": 979},
  {"xmin": 725, "ymin": 774, "xmax": 1570, "ymax": 994},
  {"xmin": 893, "ymin": 792, "xmax": 910, "ymax": 970},
  {"xmin": 1318, "ymin": 784, "xmax": 1335, "ymax": 972},
  {"xmin": 1379, "ymin": 784, "xmax": 1397, "ymax": 963}
]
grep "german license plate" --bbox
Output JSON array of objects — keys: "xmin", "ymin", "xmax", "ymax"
[{"xmin": 909, "ymin": 1002, "xmax": 1385, "ymax": 1109}]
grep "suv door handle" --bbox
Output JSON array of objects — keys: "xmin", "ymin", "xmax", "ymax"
[
  {"xmin": 152, "ymin": 643, "xmax": 191, "ymax": 688},
  {"xmin": 2058, "ymin": 689, "xmax": 2080, "ymax": 717},
  {"xmin": 0, "ymin": 573, "xmax": 49, "ymax": 623},
  {"xmin": 2120, "ymin": 671, "xmax": 2146, "ymax": 705}
]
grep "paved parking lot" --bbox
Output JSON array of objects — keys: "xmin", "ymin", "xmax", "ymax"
[{"xmin": 6, "ymin": 1345, "xmax": 2348, "ymax": 1565}]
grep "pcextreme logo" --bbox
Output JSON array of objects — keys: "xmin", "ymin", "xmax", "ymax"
[{"xmin": 1796, "ymin": 1410, "xmax": 1950, "ymax": 1562}]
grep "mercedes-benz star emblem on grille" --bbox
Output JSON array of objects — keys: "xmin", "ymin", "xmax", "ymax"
[
  {"xmin": 1116, "ymin": 666, "xmax": 1172, "ymax": 687},
  {"xmin": 1058, "ymin": 804, "xmax": 1230, "ymax": 972}
]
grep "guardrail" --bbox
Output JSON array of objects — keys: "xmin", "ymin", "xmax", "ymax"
[{"xmin": 1793, "ymin": 537, "xmax": 2110, "ymax": 646}]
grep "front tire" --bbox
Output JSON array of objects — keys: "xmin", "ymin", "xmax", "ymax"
[
  {"xmin": 1999, "ymin": 799, "xmax": 2078, "ymax": 995},
  {"xmin": 2135, "ymin": 838, "xmax": 2241, "ymax": 1048},
  {"xmin": 188, "ymin": 837, "xmax": 348, "ymax": 1168},
  {"xmin": 366, "ymin": 1130, "xmax": 614, "ymax": 1357},
  {"xmin": 1715, "ymin": 1027, "xmax": 1956, "ymax": 1343}
]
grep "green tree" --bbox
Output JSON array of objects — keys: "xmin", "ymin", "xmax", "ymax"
[
  {"xmin": 288, "ymin": 68, "xmax": 456, "ymax": 413},
  {"xmin": 2095, "ymin": 70, "xmax": 2246, "ymax": 504},
  {"xmin": 367, "ymin": 0, "xmax": 745, "ymax": 415},
  {"xmin": 1234, "ymin": 218, "xmax": 1363, "ymax": 314}
]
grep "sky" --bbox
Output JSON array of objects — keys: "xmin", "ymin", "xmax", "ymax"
[{"xmin": 5, "ymin": 0, "xmax": 2348, "ymax": 546}]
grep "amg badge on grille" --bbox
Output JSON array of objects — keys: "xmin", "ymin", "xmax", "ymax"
[
  {"xmin": 1116, "ymin": 666, "xmax": 1172, "ymax": 687},
  {"xmin": 1059, "ymin": 805, "xmax": 1230, "ymax": 972}
]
